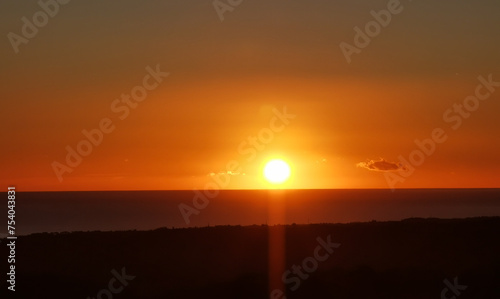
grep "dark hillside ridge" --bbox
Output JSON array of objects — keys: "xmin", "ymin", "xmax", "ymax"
[{"xmin": 1, "ymin": 217, "xmax": 499, "ymax": 298}]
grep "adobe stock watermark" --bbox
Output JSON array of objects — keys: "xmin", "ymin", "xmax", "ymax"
[
  {"xmin": 51, "ymin": 64, "xmax": 169, "ymax": 182},
  {"xmin": 270, "ymin": 235, "xmax": 340, "ymax": 298},
  {"xmin": 339, "ymin": 0, "xmax": 406, "ymax": 64},
  {"xmin": 87, "ymin": 267, "xmax": 135, "ymax": 299},
  {"xmin": 213, "ymin": 0, "xmax": 243, "ymax": 22},
  {"xmin": 441, "ymin": 277, "xmax": 467, "ymax": 299},
  {"xmin": 384, "ymin": 74, "xmax": 499, "ymax": 190},
  {"xmin": 178, "ymin": 106, "xmax": 296, "ymax": 224},
  {"xmin": 7, "ymin": 0, "xmax": 71, "ymax": 54}
]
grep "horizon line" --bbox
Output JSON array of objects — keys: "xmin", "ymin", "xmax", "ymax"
[{"xmin": 8, "ymin": 187, "xmax": 500, "ymax": 193}]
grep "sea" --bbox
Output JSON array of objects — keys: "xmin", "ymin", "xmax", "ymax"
[{"xmin": 4, "ymin": 188, "xmax": 500, "ymax": 235}]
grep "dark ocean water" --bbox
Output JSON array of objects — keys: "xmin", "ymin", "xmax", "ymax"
[{"xmin": 4, "ymin": 189, "xmax": 500, "ymax": 235}]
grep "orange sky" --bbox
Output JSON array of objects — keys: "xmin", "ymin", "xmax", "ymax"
[{"xmin": 1, "ymin": 0, "xmax": 500, "ymax": 191}]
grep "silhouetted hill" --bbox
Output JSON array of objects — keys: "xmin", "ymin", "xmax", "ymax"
[{"xmin": 1, "ymin": 217, "xmax": 499, "ymax": 298}]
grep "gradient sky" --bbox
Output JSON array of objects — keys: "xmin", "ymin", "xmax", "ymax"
[{"xmin": 1, "ymin": 0, "xmax": 500, "ymax": 191}]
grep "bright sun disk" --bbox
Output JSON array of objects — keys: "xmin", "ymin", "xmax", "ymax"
[{"xmin": 263, "ymin": 159, "xmax": 291, "ymax": 184}]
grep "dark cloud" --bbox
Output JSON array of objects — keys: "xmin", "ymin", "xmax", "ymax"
[{"xmin": 357, "ymin": 158, "xmax": 407, "ymax": 172}]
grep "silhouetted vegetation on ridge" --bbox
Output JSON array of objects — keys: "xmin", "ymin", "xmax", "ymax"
[{"xmin": 1, "ymin": 217, "xmax": 499, "ymax": 298}]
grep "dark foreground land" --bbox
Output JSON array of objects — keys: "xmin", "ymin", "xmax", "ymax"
[{"xmin": 1, "ymin": 217, "xmax": 500, "ymax": 298}]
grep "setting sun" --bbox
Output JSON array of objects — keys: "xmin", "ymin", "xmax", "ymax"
[{"xmin": 263, "ymin": 159, "xmax": 291, "ymax": 184}]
